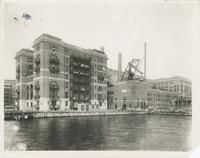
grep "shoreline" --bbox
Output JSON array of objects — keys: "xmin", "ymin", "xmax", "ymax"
[{"xmin": 4, "ymin": 110, "xmax": 192, "ymax": 120}]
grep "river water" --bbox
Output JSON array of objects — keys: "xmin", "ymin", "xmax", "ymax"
[{"xmin": 4, "ymin": 114, "xmax": 192, "ymax": 151}]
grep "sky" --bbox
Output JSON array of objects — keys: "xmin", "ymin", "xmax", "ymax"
[{"xmin": 3, "ymin": 2, "xmax": 194, "ymax": 80}]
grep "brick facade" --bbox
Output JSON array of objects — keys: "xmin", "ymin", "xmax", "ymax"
[{"xmin": 15, "ymin": 34, "xmax": 108, "ymax": 112}]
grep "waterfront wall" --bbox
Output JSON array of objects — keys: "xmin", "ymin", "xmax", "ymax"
[{"xmin": 33, "ymin": 110, "xmax": 148, "ymax": 118}]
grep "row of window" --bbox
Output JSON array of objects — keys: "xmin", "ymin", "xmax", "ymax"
[
  {"xmin": 91, "ymin": 78, "xmax": 107, "ymax": 84},
  {"xmin": 92, "ymin": 57, "xmax": 106, "ymax": 64},
  {"xmin": 148, "ymin": 92, "xmax": 173, "ymax": 98},
  {"xmin": 148, "ymin": 98, "xmax": 169, "ymax": 102},
  {"xmin": 16, "ymin": 57, "xmax": 33, "ymax": 63},
  {"xmin": 92, "ymin": 93, "xmax": 107, "ymax": 100},
  {"xmin": 94, "ymin": 85, "xmax": 106, "ymax": 91},
  {"xmin": 156, "ymin": 80, "xmax": 191, "ymax": 86},
  {"xmin": 27, "ymin": 102, "xmax": 33, "ymax": 108},
  {"xmin": 35, "ymin": 43, "xmax": 106, "ymax": 62}
]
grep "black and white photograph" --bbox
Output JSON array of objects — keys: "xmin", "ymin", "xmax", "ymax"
[{"xmin": 1, "ymin": 0, "xmax": 199, "ymax": 157}]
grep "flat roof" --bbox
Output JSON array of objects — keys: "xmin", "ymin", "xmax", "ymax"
[
  {"xmin": 32, "ymin": 34, "xmax": 107, "ymax": 59},
  {"xmin": 15, "ymin": 48, "xmax": 34, "ymax": 58}
]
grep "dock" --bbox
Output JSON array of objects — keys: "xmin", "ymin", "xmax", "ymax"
[{"xmin": 4, "ymin": 110, "xmax": 34, "ymax": 120}]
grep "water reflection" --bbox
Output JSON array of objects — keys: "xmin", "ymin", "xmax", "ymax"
[{"xmin": 4, "ymin": 115, "xmax": 191, "ymax": 151}]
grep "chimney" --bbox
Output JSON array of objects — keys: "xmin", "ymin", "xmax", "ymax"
[
  {"xmin": 118, "ymin": 53, "xmax": 122, "ymax": 82},
  {"xmin": 144, "ymin": 42, "xmax": 147, "ymax": 80}
]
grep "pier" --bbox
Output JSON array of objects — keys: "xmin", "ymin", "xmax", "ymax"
[{"xmin": 4, "ymin": 110, "xmax": 34, "ymax": 120}]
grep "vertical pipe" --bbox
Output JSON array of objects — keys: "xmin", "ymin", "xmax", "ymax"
[{"xmin": 144, "ymin": 42, "xmax": 147, "ymax": 80}]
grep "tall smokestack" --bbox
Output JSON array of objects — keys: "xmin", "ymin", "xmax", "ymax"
[
  {"xmin": 118, "ymin": 53, "xmax": 122, "ymax": 82},
  {"xmin": 144, "ymin": 42, "xmax": 147, "ymax": 80}
]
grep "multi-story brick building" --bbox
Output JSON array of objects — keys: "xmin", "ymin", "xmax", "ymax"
[
  {"xmin": 148, "ymin": 76, "xmax": 192, "ymax": 100},
  {"xmin": 147, "ymin": 89, "xmax": 178, "ymax": 110},
  {"xmin": 15, "ymin": 34, "xmax": 108, "ymax": 111},
  {"xmin": 146, "ymin": 76, "xmax": 192, "ymax": 111},
  {"xmin": 4, "ymin": 80, "xmax": 16, "ymax": 110}
]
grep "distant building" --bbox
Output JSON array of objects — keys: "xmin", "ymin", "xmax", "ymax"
[
  {"xmin": 4, "ymin": 80, "xmax": 16, "ymax": 110},
  {"xmin": 146, "ymin": 76, "xmax": 192, "ymax": 111},
  {"xmin": 15, "ymin": 34, "xmax": 108, "ymax": 111},
  {"xmin": 147, "ymin": 89, "xmax": 178, "ymax": 110},
  {"xmin": 147, "ymin": 76, "xmax": 192, "ymax": 100}
]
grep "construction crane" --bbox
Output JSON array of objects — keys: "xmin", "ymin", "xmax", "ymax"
[
  {"xmin": 120, "ymin": 58, "xmax": 143, "ymax": 81},
  {"xmin": 120, "ymin": 43, "xmax": 147, "ymax": 81}
]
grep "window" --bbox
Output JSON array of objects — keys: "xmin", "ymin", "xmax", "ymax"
[
  {"xmin": 31, "ymin": 102, "xmax": 33, "ymax": 107},
  {"xmin": 28, "ymin": 57, "xmax": 33, "ymax": 63},
  {"xmin": 27, "ymin": 85, "xmax": 29, "ymax": 100},
  {"xmin": 65, "ymin": 92, "xmax": 68, "ymax": 98},
  {"xmin": 65, "ymin": 82, "xmax": 68, "ymax": 89},
  {"xmin": 99, "ymin": 102, "xmax": 102, "ymax": 107},
  {"xmin": 27, "ymin": 102, "xmax": 29, "ymax": 107},
  {"xmin": 98, "ymin": 58, "xmax": 103, "ymax": 63},
  {"xmin": 65, "ymin": 57, "xmax": 69, "ymax": 63},
  {"xmin": 51, "ymin": 45, "xmax": 57, "ymax": 51},
  {"xmin": 81, "ymin": 105, "xmax": 84, "ymax": 111},
  {"xmin": 65, "ymin": 101, "xmax": 68, "ymax": 106},
  {"xmin": 65, "ymin": 65, "xmax": 69, "ymax": 72},
  {"xmin": 98, "ymin": 86, "xmax": 102, "ymax": 91},
  {"xmin": 65, "ymin": 74, "xmax": 68, "ymax": 79}
]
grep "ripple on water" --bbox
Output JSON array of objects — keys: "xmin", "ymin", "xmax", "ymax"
[{"xmin": 4, "ymin": 115, "xmax": 192, "ymax": 151}]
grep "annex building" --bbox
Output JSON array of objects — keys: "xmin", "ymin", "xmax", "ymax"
[{"xmin": 15, "ymin": 34, "xmax": 108, "ymax": 112}]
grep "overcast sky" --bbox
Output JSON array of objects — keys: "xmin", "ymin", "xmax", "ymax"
[{"xmin": 3, "ymin": 2, "xmax": 194, "ymax": 80}]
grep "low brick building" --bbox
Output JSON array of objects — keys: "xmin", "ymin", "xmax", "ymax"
[{"xmin": 107, "ymin": 80, "xmax": 148, "ymax": 110}]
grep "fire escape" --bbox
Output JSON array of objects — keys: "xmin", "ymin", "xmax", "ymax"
[{"xmin": 70, "ymin": 56, "xmax": 91, "ymax": 110}]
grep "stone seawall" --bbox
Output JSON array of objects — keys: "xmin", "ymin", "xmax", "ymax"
[{"xmin": 33, "ymin": 110, "xmax": 148, "ymax": 118}]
